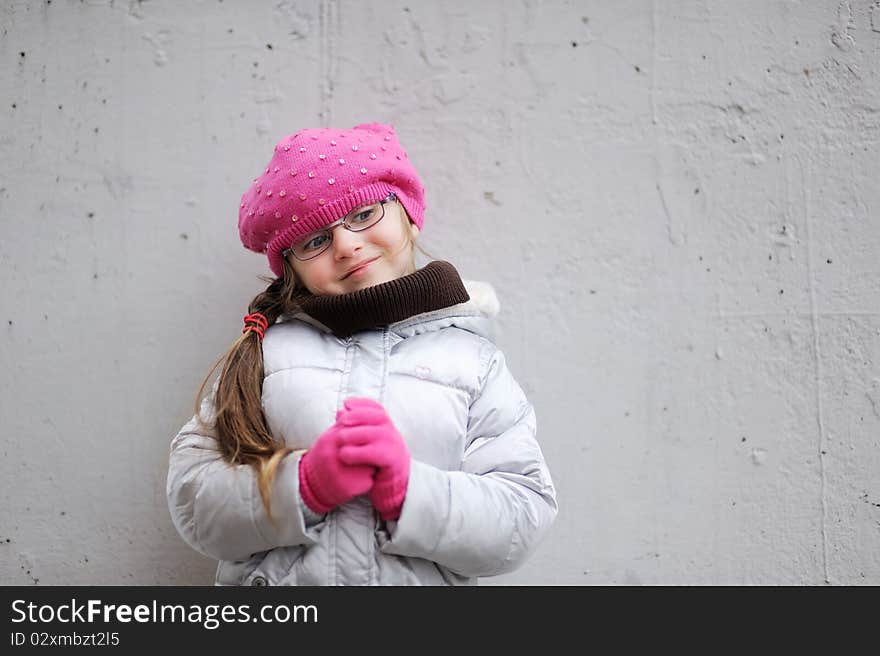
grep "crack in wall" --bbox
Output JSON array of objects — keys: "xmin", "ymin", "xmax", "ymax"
[
  {"xmin": 318, "ymin": 0, "xmax": 339, "ymax": 125},
  {"xmin": 795, "ymin": 153, "xmax": 831, "ymax": 585}
]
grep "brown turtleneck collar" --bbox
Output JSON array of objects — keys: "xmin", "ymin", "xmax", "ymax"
[{"xmin": 290, "ymin": 260, "xmax": 470, "ymax": 338}]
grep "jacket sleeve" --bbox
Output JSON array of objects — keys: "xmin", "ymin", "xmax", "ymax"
[
  {"xmin": 166, "ymin": 386, "xmax": 325, "ymax": 562},
  {"xmin": 379, "ymin": 341, "xmax": 558, "ymax": 577}
]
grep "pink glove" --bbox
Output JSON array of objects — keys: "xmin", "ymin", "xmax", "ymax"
[
  {"xmin": 298, "ymin": 412, "xmax": 377, "ymax": 515},
  {"xmin": 336, "ymin": 398, "xmax": 411, "ymax": 521}
]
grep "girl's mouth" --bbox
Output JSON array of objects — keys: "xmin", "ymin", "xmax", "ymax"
[{"xmin": 343, "ymin": 257, "xmax": 379, "ymax": 279}]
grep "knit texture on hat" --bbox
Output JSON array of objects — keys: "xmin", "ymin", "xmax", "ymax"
[{"xmin": 239, "ymin": 122, "xmax": 426, "ymax": 277}]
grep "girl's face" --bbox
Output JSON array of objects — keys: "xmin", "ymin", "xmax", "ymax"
[{"xmin": 287, "ymin": 200, "xmax": 420, "ymax": 296}]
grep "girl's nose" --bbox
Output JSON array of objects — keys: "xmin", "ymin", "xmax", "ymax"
[{"xmin": 331, "ymin": 226, "xmax": 363, "ymax": 258}]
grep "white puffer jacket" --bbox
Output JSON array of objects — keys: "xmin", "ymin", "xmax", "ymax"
[{"xmin": 166, "ymin": 279, "xmax": 557, "ymax": 585}]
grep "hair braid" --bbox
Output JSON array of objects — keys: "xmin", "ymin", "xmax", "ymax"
[{"xmin": 193, "ymin": 264, "xmax": 300, "ymax": 523}]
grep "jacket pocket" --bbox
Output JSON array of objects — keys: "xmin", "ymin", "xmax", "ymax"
[
  {"xmin": 214, "ymin": 552, "xmax": 266, "ymax": 586},
  {"xmin": 244, "ymin": 545, "xmax": 307, "ymax": 586}
]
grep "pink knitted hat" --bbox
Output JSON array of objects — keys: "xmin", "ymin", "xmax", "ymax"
[{"xmin": 239, "ymin": 122, "xmax": 425, "ymax": 277}]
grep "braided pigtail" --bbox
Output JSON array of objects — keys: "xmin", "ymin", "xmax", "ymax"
[{"xmin": 193, "ymin": 260, "xmax": 301, "ymax": 523}]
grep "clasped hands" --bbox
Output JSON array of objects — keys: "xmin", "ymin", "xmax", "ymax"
[{"xmin": 298, "ymin": 398, "xmax": 410, "ymax": 521}]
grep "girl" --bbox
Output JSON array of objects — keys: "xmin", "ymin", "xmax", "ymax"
[{"xmin": 166, "ymin": 122, "xmax": 557, "ymax": 586}]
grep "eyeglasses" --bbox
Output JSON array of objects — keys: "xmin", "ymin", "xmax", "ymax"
[{"xmin": 283, "ymin": 193, "xmax": 397, "ymax": 261}]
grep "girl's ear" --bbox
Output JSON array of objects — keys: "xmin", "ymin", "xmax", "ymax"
[{"xmin": 409, "ymin": 222, "xmax": 420, "ymax": 240}]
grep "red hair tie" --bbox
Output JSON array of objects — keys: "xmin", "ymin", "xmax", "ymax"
[{"xmin": 242, "ymin": 312, "xmax": 269, "ymax": 340}]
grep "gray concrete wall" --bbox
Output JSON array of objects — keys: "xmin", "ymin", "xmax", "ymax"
[{"xmin": 1, "ymin": 0, "xmax": 878, "ymax": 585}]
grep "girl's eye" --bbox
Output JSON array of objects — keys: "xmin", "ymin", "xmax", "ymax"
[
  {"xmin": 303, "ymin": 233, "xmax": 329, "ymax": 251},
  {"xmin": 351, "ymin": 206, "xmax": 377, "ymax": 224}
]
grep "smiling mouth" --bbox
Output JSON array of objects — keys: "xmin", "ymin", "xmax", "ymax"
[{"xmin": 343, "ymin": 257, "xmax": 379, "ymax": 279}]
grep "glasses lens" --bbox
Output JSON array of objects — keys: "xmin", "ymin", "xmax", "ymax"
[
  {"xmin": 290, "ymin": 230, "xmax": 329, "ymax": 259},
  {"xmin": 344, "ymin": 201, "xmax": 385, "ymax": 232}
]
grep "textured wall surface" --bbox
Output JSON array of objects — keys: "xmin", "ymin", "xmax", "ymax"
[{"xmin": 1, "ymin": 0, "xmax": 878, "ymax": 585}]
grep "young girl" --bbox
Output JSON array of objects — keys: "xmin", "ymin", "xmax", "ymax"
[{"xmin": 166, "ymin": 122, "xmax": 557, "ymax": 586}]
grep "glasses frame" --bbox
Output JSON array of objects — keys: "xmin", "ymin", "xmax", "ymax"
[{"xmin": 283, "ymin": 193, "xmax": 398, "ymax": 261}]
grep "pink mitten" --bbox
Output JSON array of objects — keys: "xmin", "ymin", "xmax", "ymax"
[
  {"xmin": 336, "ymin": 398, "xmax": 411, "ymax": 521},
  {"xmin": 298, "ymin": 415, "xmax": 376, "ymax": 514}
]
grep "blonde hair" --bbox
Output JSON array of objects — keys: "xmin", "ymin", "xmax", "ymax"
[{"xmin": 194, "ymin": 207, "xmax": 434, "ymax": 522}]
